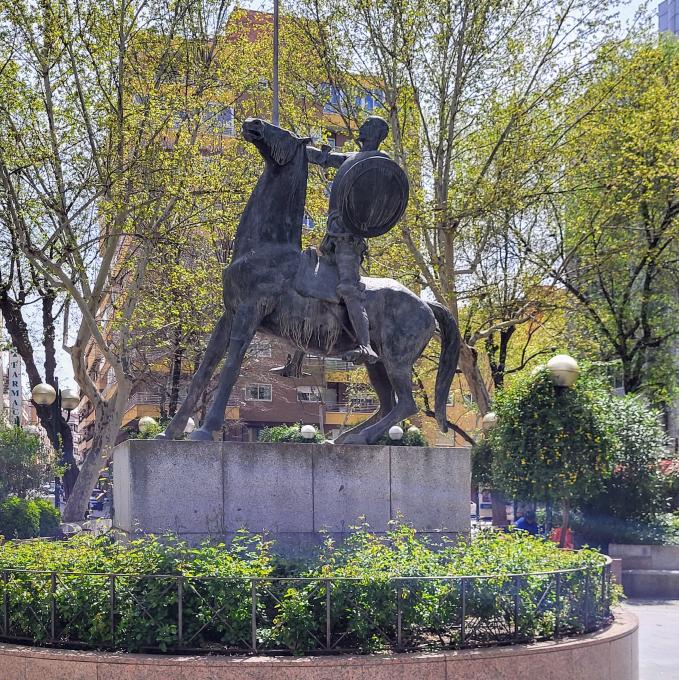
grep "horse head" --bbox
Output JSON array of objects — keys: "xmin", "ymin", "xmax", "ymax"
[{"xmin": 242, "ymin": 118, "xmax": 311, "ymax": 166}]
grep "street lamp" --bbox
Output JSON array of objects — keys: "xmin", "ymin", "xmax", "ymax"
[
  {"xmin": 301, "ymin": 424, "xmax": 317, "ymax": 440},
  {"xmin": 481, "ymin": 411, "xmax": 498, "ymax": 431},
  {"xmin": 31, "ymin": 379, "xmax": 80, "ymax": 510},
  {"xmin": 546, "ymin": 354, "xmax": 579, "ymax": 388},
  {"xmin": 388, "ymin": 425, "xmax": 404, "ymax": 441}
]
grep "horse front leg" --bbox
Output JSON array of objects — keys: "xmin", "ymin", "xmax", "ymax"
[
  {"xmin": 190, "ymin": 303, "xmax": 262, "ymax": 441},
  {"xmin": 159, "ymin": 311, "xmax": 233, "ymax": 440}
]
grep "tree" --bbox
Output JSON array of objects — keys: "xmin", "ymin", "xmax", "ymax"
[
  {"xmin": 581, "ymin": 394, "xmax": 668, "ymax": 524},
  {"xmin": 528, "ymin": 37, "xmax": 679, "ymax": 410},
  {"xmin": 0, "ymin": 417, "xmax": 56, "ymax": 500},
  {"xmin": 0, "ymin": 0, "xmax": 345, "ymax": 521},
  {"xmin": 0, "ymin": 0, "xmax": 255, "ymax": 520},
  {"xmin": 292, "ymin": 0, "xmax": 626, "ymax": 412},
  {"xmin": 488, "ymin": 368, "xmax": 615, "ymax": 545},
  {"xmin": 0, "ymin": 231, "xmax": 78, "ymax": 496}
]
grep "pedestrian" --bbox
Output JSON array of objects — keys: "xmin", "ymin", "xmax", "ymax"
[{"xmin": 514, "ymin": 509, "xmax": 539, "ymax": 535}]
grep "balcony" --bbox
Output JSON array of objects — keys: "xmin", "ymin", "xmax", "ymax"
[
  {"xmin": 122, "ymin": 393, "xmax": 240, "ymax": 427},
  {"xmin": 324, "ymin": 400, "xmax": 376, "ymax": 426}
]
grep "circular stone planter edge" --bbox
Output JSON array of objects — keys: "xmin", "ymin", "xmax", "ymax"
[{"xmin": 0, "ymin": 609, "xmax": 638, "ymax": 680}]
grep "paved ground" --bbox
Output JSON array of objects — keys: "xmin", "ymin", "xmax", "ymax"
[{"xmin": 622, "ymin": 599, "xmax": 679, "ymax": 679}]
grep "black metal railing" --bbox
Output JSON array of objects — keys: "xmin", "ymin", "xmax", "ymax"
[{"xmin": 0, "ymin": 559, "xmax": 612, "ymax": 655}]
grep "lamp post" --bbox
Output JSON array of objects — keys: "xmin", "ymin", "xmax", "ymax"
[
  {"xmin": 388, "ymin": 425, "xmax": 404, "ymax": 441},
  {"xmin": 546, "ymin": 355, "xmax": 580, "ymax": 388},
  {"xmin": 31, "ymin": 378, "xmax": 80, "ymax": 510},
  {"xmin": 481, "ymin": 411, "xmax": 498, "ymax": 431},
  {"xmin": 272, "ymin": 0, "xmax": 280, "ymax": 125}
]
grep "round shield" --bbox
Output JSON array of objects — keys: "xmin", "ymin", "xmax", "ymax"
[{"xmin": 336, "ymin": 156, "xmax": 409, "ymax": 238}]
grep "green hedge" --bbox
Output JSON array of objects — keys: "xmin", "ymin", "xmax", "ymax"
[
  {"xmin": 0, "ymin": 526, "xmax": 614, "ymax": 654},
  {"xmin": 258, "ymin": 424, "xmax": 325, "ymax": 443},
  {"xmin": 0, "ymin": 497, "xmax": 61, "ymax": 540}
]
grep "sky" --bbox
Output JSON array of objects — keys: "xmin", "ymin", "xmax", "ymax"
[{"xmin": 4, "ymin": 0, "xmax": 660, "ymax": 397}]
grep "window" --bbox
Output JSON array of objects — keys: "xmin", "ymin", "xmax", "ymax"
[
  {"xmin": 249, "ymin": 339, "xmax": 272, "ymax": 358},
  {"xmin": 205, "ymin": 104, "xmax": 234, "ymax": 136},
  {"xmin": 297, "ymin": 386, "xmax": 321, "ymax": 402},
  {"xmin": 246, "ymin": 384, "xmax": 272, "ymax": 401},
  {"xmin": 323, "ymin": 85, "xmax": 345, "ymax": 114},
  {"xmin": 355, "ymin": 89, "xmax": 384, "ymax": 113}
]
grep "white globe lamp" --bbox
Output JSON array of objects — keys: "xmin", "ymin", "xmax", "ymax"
[
  {"xmin": 60, "ymin": 387, "xmax": 81, "ymax": 412},
  {"xmin": 31, "ymin": 383, "xmax": 57, "ymax": 406},
  {"xmin": 546, "ymin": 354, "xmax": 580, "ymax": 388},
  {"xmin": 300, "ymin": 424, "xmax": 317, "ymax": 440},
  {"xmin": 481, "ymin": 411, "xmax": 498, "ymax": 431},
  {"xmin": 388, "ymin": 425, "xmax": 404, "ymax": 441}
]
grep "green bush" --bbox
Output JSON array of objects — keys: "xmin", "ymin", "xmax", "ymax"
[
  {"xmin": 0, "ymin": 421, "xmax": 56, "ymax": 501},
  {"xmin": 581, "ymin": 395, "xmax": 667, "ymax": 524},
  {"xmin": 376, "ymin": 426, "xmax": 429, "ymax": 446},
  {"xmin": 273, "ymin": 524, "xmax": 612, "ymax": 653},
  {"xmin": 0, "ymin": 525, "xmax": 614, "ymax": 654},
  {"xmin": 33, "ymin": 498, "xmax": 61, "ymax": 537},
  {"xmin": 258, "ymin": 424, "xmax": 325, "ymax": 443},
  {"xmin": 0, "ymin": 497, "xmax": 61, "ymax": 539},
  {"xmin": 0, "ymin": 496, "xmax": 41, "ymax": 539}
]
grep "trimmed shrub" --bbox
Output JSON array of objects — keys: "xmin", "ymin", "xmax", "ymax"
[
  {"xmin": 376, "ymin": 426, "xmax": 429, "ymax": 446},
  {"xmin": 258, "ymin": 424, "xmax": 325, "ymax": 443},
  {"xmin": 33, "ymin": 498, "xmax": 61, "ymax": 537},
  {"xmin": 0, "ymin": 496, "xmax": 41, "ymax": 539},
  {"xmin": 0, "ymin": 525, "xmax": 614, "ymax": 654}
]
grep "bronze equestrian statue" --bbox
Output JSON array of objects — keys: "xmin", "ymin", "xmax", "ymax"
[{"xmin": 159, "ymin": 118, "xmax": 460, "ymax": 445}]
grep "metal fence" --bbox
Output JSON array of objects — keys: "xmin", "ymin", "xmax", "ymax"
[{"xmin": 0, "ymin": 560, "xmax": 612, "ymax": 655}]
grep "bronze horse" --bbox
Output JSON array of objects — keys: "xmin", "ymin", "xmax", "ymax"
[{"xmin": 160, "ymin": 119, "xmax": 460, "ymax": 444}]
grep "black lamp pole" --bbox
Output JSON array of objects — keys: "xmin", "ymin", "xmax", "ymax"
[
  {"xmin": 272, "ymin": 0, "xmax": 279, "ymax": 125},
  {"xmin": 51, "ymin": 377, "xmax": 63, "ymax": 510}
]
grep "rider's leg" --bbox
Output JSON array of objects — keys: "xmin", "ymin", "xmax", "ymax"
[{"xmin": 335, "ymin": 239, "xmax": 378, "ymax": 364}]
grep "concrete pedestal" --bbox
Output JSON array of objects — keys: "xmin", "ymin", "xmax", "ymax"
[{"xmin": 112, "ymin": 440, "xmax": 470, "ymax": 553}]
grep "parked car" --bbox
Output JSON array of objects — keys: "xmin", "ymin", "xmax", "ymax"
[{"xmin": 89, "ymin": 490, "xmax": 106, "ymax": 512}]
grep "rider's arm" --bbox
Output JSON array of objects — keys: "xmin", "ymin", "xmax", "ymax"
[{"xmin": 307, "ymin": 145, "xmax": 348, "ymax": 169}]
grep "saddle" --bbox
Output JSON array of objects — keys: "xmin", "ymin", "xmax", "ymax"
[{"xmin": 293, "ymin": 247, "xmax": 341, "ymax": 304}]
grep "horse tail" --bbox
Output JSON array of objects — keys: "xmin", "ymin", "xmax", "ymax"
[{"xmin": 427, "ymin": 301, "xmax": 461, "ymax": 432}]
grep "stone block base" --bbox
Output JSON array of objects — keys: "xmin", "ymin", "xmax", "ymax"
[{"xmin": 112, "ymin": 440, "xmax": 471, "ymax": 554}]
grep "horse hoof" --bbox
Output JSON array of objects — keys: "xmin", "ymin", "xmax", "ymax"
[
  {"xmin": 154, "ymin": 432, "xmax": 167, "ymax": 440},
  {"xmin": 189, "ymin": 428, "xmax": 214, "ymax": 442}
]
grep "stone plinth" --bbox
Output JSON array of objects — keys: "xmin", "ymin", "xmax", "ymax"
[{"xmin": 112, "ymin": 440, "xmax": 470, "ymax": 552}]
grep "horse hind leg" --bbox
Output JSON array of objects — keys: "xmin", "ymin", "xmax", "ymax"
[
  {"xmin": 342, "ymin": 364, "xmax": 417, "ymax": 446},
  {"xmin": 159, "ymin": 311, "xmax": 233, "ymax": 440},
  {"xmin": 334, "ymin": 362, "xmax": 394, "ymax": 444}
]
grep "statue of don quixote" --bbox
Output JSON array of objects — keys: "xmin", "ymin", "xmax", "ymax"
[{"xmin": 160, "ymin": 116, "xmax": 460, "ymax": 445}]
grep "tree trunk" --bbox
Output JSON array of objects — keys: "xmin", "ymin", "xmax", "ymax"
[
  {"xmin": 560, "ymin": 500, "xmax": 570, "ymax": 548},
  {"xmin": 62, "ymin": 389, "xmax": 128, "ymax": 522}
]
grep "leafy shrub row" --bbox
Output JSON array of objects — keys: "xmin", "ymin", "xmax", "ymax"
[
  {"xmin": 0, "ymin": 525, "xmax": 613, "ymax": 654},
  {"xmin": 0, "ymin": 497, "xmax": 61, "ymax": 539},
  {"xmin": 258, "ymin": 424, "xmax": 325, "ymax": 443}
]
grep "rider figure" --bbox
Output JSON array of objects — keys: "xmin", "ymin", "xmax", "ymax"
[{"xmin": 306, "ymin": 116, "xmax": 390, "ymax": 364}]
